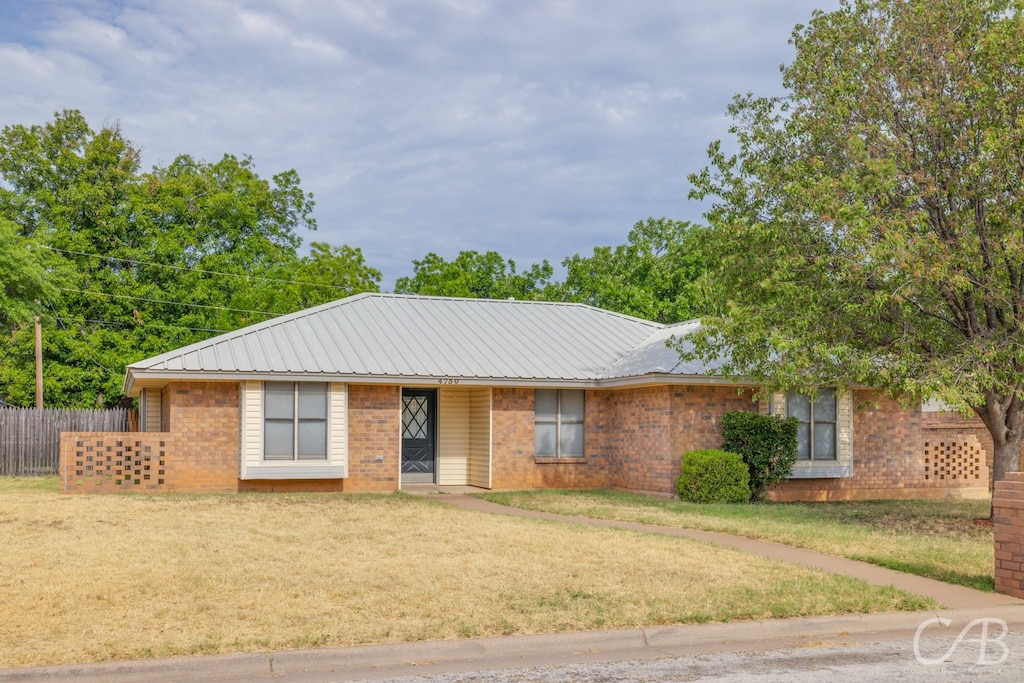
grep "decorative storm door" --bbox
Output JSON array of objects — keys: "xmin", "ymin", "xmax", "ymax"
[{"xmin": 401, "ymin": 389, "xmax": 437, "ymax": 484}]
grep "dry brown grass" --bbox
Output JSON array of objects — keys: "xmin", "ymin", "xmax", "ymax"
[
  {"xmin": 0, "ymin": 478, "xmax": 932, "ymax": 667},
  {"xmin": 483, "ymin": 490, "xmax": 994, "ymax": 590}
]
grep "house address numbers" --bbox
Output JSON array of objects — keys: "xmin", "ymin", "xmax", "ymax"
[{"xmin": 436, "ymin": 377, "xmax": 461, "ymax": 385}]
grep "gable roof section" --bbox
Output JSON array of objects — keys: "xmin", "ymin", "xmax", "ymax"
[{"xmin": 126, "ymin": 293, "xmax": 723, "ymax": 393}]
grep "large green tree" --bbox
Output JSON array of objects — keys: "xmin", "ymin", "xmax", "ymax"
[
  {"xmin": 559, "ymin": 218, "xmax": 712, "ymax": 323},
  {"xmin": 394, "ymin": 250, "xmax": 554, "ymax": 300},
  {"xmin": 688, "ymin": 0, "xmax": 1024, "ymax": 485},
  {"xmin": 0, "ymin": 111, "xmax": 378, "ymax": 407},
  {"xmin": 0, "ymin": 219, "xmax": 51, "ymax": 329}
]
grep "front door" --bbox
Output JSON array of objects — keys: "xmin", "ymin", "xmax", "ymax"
[{"xmin": 401, "ymin": 388, "xmax": 437, "ymax": 484}]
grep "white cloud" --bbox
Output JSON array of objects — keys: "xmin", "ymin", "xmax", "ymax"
[{"xmin": 0, "ymin": 0, "xmax": 838, "ymax": 286}]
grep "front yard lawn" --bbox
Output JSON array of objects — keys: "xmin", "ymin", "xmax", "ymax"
[
  {"xmin": 0, "ymin": 477, "xmax": 932, "ymax": 668},
  {"xmin": 480, "ymin": 490, "xmax": 994, "ymax": 591}
]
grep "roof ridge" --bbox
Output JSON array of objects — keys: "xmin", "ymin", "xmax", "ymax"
[{"xmin": 374, "ymin": 292, "xmax": 664, "ymax": 327}]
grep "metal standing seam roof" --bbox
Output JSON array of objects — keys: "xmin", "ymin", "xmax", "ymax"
[{"xmin": 124, "ymin": 292, "xmax": 723, "ymax": 393}]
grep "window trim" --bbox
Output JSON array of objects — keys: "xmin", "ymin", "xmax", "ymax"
[
  {"xmin": 787, "ymin": 388, "xmax": 838, "ymax": 462},
  {"xmin": 534, "ymin": 389, "xmax": 585, "ymax": 460},
  {"xmin": 771, "ymin": 388, "xmax": 852, "ymax": 479},
  {"xmin": 263, "ymin": 381, "xmax": 328, "ymax": 462}
]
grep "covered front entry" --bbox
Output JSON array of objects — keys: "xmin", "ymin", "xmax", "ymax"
[
  {"xmin": 400, "ymin": 385, "xmax": 492, "ymax": 489},
  {"xmin": 401, "ymin": 388, "xmax": 437, "ymax": 484}
]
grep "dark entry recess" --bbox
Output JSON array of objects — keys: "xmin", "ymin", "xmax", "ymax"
[{"xmin": 401, "ymin": 388, "xmax": 436, "ymax": 484}]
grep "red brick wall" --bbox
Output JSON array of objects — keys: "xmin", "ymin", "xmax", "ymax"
[
  {"xmin": 239, "ymin": 479, "xmax": 346, "ymax": 493},
  {"xmin": 63, "ymin": 381, "xmax": 240, "ymax": 493},
  {"xmin": 165, "ymin": 381, "xmax": 241, "ymax": 491},
  {"xmin": 601, "ymin": 386, "xmax": 673, "ymax": 493},
  {"xmin": 489, "ymin": 384, "xmax": 758, "ymax": 495},
  {"xmin": 344, "ymin": 384, "xmax": 400, "ymax": 492},
  {"xmin": 667, "ymin": 385, "xmax": 760, "ymax": 494},
  {"xmin": 490, "ymin": 388, "xmax": 610, "ymax": 490},
  {"xmin": 770, "ymin": 390, "xmax": 991, "ymax": 501},
  {"xmin": 995, "ymin": 472, "xmax": 1024, "ymax": 597},
  {"xmin": 64, "ymin": 378, "xmax": 1001, "ymax": 500}
]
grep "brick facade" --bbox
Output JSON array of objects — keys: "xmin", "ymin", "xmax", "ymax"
[
  {"xmin": 994, "ymin": 472, "xmax": 1024, "ymax": 597},
  {"xmin": 63, "ymin": 381, "xmax": 240, "ymax": 493},
  {"xmin": 489, "ymin": 384, "xmax": 758, "ymax": 495},
  {"xmin": 490, "ymin": 388, "xmax": 610, "ymax": 490},
  {"xmin": 344, "ymin": 384, "xmax": 401, "ymax": 492},
  {"xmin": 63, "ymin": 381, "xmax": 402, "ymax": 494},
  {"xmin": 61, "ymin": 380, "xmax": 997, "ymax": 499},
  {"xmin": 769, "ymin": 390, "xmax": 990, "ymax": 501}
]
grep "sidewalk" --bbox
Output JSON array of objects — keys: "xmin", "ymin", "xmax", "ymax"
[{"xmin": 4, "ymin": 496, "xmax": 1022, "ymax": 682}]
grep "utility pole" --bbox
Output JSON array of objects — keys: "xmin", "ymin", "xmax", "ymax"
[{"xmin": 34, "ymin": 309, "xmax": 42, "ymax": 409}]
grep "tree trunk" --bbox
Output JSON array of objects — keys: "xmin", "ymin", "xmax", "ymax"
[
  {"xmin": 991, "ymin": 434, "xmax": 1024, "ymax": 493},
  {"xmin": 975, "ymin": 395, "xmax": 1024, "ymax": 519}
]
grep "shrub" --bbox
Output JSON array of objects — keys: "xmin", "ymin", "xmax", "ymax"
[
  {"xmin": 676, "ymin": 449, "xmax": 750, "ymax": 504},
  {"xmin": 721, "ymin": 411, "xmax": 799, "ymax": 501}
]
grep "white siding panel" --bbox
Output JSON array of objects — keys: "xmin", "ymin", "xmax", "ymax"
[
  {"xmin": 241, "ymin": 381, "xmax": 262, "ymax": 478},
  {"xmin": 468, "ymin": 387, "xmax": 491, "ymax": 489},
  {"xmin": 438, "ymin": 387, "xmax": 470, "ymax": 485},
  {"xmin": 771, "ymin": 391, "xmax": 787, "ymax": 417},
  {"xmin": 144, "ymin": 389, "xmax": 161, "ymax": 432},
  {"xmin": 330, "ymin": 382, "xmax": 347, "ymax": 476},
  {"xmin": 837, "ymin": 390, "xmax": 853, "ymax": 467}
]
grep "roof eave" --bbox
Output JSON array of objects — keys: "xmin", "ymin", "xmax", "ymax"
[{"xmin": 124, "ymin": 368, "xmax": 755, "ymax": 393}]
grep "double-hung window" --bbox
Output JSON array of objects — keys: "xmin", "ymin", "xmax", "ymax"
[
  {"xmin": 264, "ymin": 382, "xmax": 328, "ymax": 461},
  {"xmin": 786, "ymin": 388, "xmax": 837, "ymax": 461},
  {"xmin": 535, "ymin": 389, "xmax": 584, "ymax": 458}
]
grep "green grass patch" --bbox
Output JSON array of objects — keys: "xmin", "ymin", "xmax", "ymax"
[
  {"xmin": 0, "ymin": 475, "xmax": 59, "ymax": 492},
  {"xmin": 480, "ymin": 489, "xmax": 994, "ymax": 591}
]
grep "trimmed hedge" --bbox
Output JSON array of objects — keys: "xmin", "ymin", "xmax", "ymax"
[
  {"xmin": 721, "ymin": 411, "xmax": 798, "ymax": 501},
  {"xmin": 677, "ymin": 449, "xmax": 751, "ymax": 504}
]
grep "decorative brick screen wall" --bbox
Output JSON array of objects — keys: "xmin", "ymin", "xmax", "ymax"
[
  {"xmin": 924, "ymin": 436, "xmax": 986, "ymax": 483},
  {"xmin": 994, "ymin": 472, "xmax": 1024, "ymax": 598},
  {"xmin": 62, "ymin": 434, "xmax": 175, "ymax": 491}
]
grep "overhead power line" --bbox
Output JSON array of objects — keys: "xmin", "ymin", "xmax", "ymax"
[
  {"xmin": 40, "ymin": 244, "xmax": 350, "ymax": 291},
  {"xmin": 56, "ymin": 286, "xmax": 281, "ymax": 317},
  {"xmin": 52, "ymin": 317, "xmax": 232, "ymax": 334},
  {"xmin": 43, "ymin": 300, "xmax": 119, "ymax": 378}
]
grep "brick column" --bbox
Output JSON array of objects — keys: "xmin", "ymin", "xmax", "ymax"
[{"xmin": 994, "ymin": 471, "xmax": 1024, "ymax": 597}]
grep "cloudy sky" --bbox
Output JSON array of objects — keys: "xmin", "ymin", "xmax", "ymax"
[{"xmin": 0, "ymin": 0, "xmax": 837, "ymax": 288}]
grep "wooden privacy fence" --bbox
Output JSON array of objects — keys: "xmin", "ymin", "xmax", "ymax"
[{"xmin": 0, "ymin": 406, "xmax": 132, "ymax": 476}]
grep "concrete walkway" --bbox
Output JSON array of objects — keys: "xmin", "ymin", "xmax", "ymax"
[
  {"xmin": 438, "ymin": 494, "xmax": 1019, "ymax": 610},
  {"xmin": 4, "ymin": 495, "xmax": 1024, "ymax": 682}
]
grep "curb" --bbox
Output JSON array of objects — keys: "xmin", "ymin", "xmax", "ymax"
[{"xmin": 5, "ymin": 606, "xmax": 1024, "ymax": 682}]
